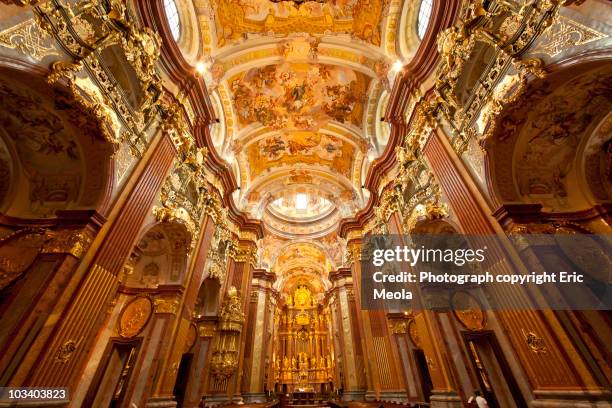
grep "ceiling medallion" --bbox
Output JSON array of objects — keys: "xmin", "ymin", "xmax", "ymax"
[{"xmin": 268, "ymin": 0, "xmax": 325, "ymax": 6}]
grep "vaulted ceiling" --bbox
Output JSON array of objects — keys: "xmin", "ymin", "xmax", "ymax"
[{"xmin": 169, "ymin": 0, "xmax": 428, "ymax": 293}]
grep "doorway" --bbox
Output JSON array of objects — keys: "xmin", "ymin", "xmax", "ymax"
[
  {"xmin": 413, "ymin": 348, "xmax": 433, "ymax": 402},
  {"xmin": 173, "ymin": 353, "xmax": 193, "ymax": 407},
  {"xmin": 463, "ymin": 331, "xmax": 527, "ymax": 408},
  {"xmin": 85, "ymin": 339, "xmax": 140, "ymax": 407}
]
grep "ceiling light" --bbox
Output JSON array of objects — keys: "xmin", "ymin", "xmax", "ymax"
[{"xmin": 392, "ymin": 60, "xmax": 403, "ymax": 72}]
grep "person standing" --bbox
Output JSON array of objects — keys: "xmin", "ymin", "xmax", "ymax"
[{"xmin": 467, "ymin": 390, "xmax": 489, "ymax": 408}]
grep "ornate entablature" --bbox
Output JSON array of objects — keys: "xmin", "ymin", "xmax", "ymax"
[{"xmin": 0, "ymin": 227, "xmax": 93, "ymax": 290}]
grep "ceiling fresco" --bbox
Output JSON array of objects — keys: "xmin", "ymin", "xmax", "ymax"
[
  {"xmin": 212, "ymin": 0, "xmax": 387, "ymax": 46},
  {"xmin": 243, "ymin": 132, "xmax": 355, "ymax": 179},
  {"xmin": 230, "ymin": 63, "xmax": 368, "ymax": 131},
  {"xmin": 189, "ymin": 0, "xmax": 406, "ymax": 294},
  {"xmin": 272, "ymin": 242, "xmax": 330, "ymax": 276}
]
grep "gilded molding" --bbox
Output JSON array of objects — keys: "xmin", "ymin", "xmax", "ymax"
[
  {"xmin": 153, "ymin": 296, "xmax": 180, "ymax": 315},
  {"xmin": 198, "ymin": 322, "xmax": 216, "ymax": 338},
  {"xmin": 33, "ymin": 0, "xmax": 162, "ymax": 152},
  {"xmin": 0, "ymin": 18, "xmax": 60, "ymax": 61},
  {"xmin": 41, "ymin": 229, "xmax": 92, "ymax": 259},
  {"xmin": 531, "ymin": 15, "xmax": 608, "ymax": 57},
  {"xmin": 229, "ymin": 244, "xmax": 257, "ymax": 267}
]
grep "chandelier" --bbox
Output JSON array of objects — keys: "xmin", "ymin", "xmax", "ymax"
[{"xmin": 268, "ymin": 0, "xmax": 326, "ymax": 6}]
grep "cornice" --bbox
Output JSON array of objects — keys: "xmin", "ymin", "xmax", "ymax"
[
  {"xmin": 0, "ymin": 210, "xmax": 106, "ymax": 231},
  {"xmin": 338, "ymin": 0, "xmax": 460, "ymax": 239},
  {"xmin": 253, "ymin": 268, "xmax": 276, "ymax": 283},
  {"xmin": 493, "ymin": 203, "xmax": 612, "ymax": 230},
  {"xmin": 328, "ymin": 267, "xmax": 352, "ymax": 283}
]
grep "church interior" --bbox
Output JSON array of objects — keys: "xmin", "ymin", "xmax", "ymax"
[{"xmin": 0, "ymin": 0, "xmax": 610, "ymax": 407}]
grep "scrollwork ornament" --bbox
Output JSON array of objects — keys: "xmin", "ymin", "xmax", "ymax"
[
  {"xmin": 0, "ymin": 0, "xmax": 42, "ymax": 6},
  {"xmin": 388, "ymin": 319, "xmax": 408, "ymax": 334},
  {"xmin": 522, "ymin": 329, "xmax": 548, "ymax": 353},
  {"xmin": 55, "ymin": 338, "xmax": 81, "ymax": 363},
  {"xmin": 209, "ymin": 287, "xmax": 244, "ymax": 380},
  {"xmin": 0, "ymin": 18, "xmax": 60, "ymax": 61}
]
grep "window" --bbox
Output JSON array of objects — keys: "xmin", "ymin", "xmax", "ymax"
[
  {"xmin": 295, "ymin": 194, "xmax": 308, "ymax": 210},
  {"xmin": 164, "ymin": 0, "xmax": 181, "ymax": 41},
  {"xmin": 417, "ymin": 0, "xmax": 433, "ymax": 40}
]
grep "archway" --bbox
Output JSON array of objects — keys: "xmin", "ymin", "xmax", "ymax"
[
  {"xmin": 486, "ymin": 61, "xmax": 612, "ymax": 218},
  {"xmin": 0, "ymin": 66, "xmax": 115, "ymax": 221},
  {"xmin": 124, "ymin": 221, "xmax": 193, "ymax": 287}
]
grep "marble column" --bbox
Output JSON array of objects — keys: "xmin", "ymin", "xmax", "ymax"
[
  {"xmin": 243, "ymin": 269, "xmax": 275, "ymax": 403},
  {"xmin": 328, "ymin": 268, "xmax": 366, "ymax": 401}
]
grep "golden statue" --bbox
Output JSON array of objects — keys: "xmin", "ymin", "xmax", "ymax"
[{"xmin": 293, "ymin": 285, "xmax": 311, "ymax": 308}]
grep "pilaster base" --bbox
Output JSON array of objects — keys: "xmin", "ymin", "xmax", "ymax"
[
  {"xmin": 145, "ymin": 396, "xmax": 177, "ymax": 407},
  {"xmin": 366, "ymin": 391, "xmax": 409, "ymax": 404},
  {"xmin": 341, "ymin": 389, "xmax": 366, "ymax": 402},
  {"xmin": 532, "ymin": 390, "xmax": 612, "ymax": 407},
  {"xmin": 429, "ymin": 391, "xmax": 462, "ymax": 408},
  {"xmin": 242, "ymin": 393, "xmax": 266, "ymax": 403},
  {"xmin": 203, "ymin": 394, "xmax": 230, "ymax": 407}
]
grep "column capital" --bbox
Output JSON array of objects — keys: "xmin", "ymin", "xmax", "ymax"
[{"xmin": 329, "ymin": 267, "xmax": 352, "ymax": 283}]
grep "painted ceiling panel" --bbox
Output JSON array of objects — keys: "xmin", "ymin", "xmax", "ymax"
[
  {"xmin": 212, "ymin": 0, "xmax": 386, "ymax": 46},
  {"xmin": 230, "ymin": 63, "xmax": 368, "ymax": 131}
]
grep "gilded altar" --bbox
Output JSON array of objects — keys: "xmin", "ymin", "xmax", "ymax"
[{"xmin": 272, "ymin": 285, "xmax": 335, "ymax": 393}]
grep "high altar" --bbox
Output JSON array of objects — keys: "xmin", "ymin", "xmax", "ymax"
[{"xmin": 273, "ymin": 285, "xmax": 335, "ymax": 393}]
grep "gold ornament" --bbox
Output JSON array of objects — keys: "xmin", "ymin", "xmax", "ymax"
[{"xmin": 118, "ymin": 296, "xmax": 152, "ymax": 338}]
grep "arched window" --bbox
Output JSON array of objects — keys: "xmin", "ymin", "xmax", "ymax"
[
  {"xmin": 417, "ymin": 0, "xmax": 433, "ymax": 40},
  {"xmin": 164, "ymin": 0, "xmax": 181, "ymax": 41}
]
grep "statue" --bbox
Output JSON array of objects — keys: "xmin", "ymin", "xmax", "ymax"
[
  {"xmin": 320, "ymin": 356, "xmax": 326, "ymax": 368},
  {"xmin": 311, "ymin": 357, "xmax": 317, "ymax": 368},
  {"xmin": 291, "ymin": 357, "xmax": 297, "ymax": 370},
  {"xmin": 219, "ymin": 286, "xmax": 244, "ymax": 323},
  {"xmin": 283, "ymin": 356, "xmax": 289, "ymax": 370}
]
